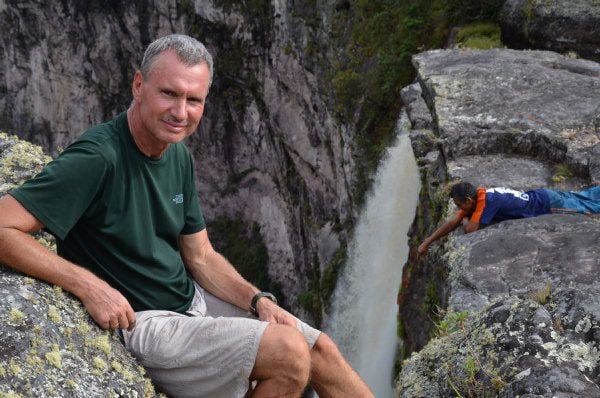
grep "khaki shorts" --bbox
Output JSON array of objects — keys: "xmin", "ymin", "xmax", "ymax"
[{"xmin": 122, "ymin": 284, "xmax": 321, "ymax": 398}]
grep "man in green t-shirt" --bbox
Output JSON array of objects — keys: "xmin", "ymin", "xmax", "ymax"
[{"xmin": 0, "ymin": 35, "xmax": 373, "ymax": 397}]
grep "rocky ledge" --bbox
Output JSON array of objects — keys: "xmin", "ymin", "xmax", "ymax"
[
  {"xmin": 0, "ymin": 133, "xmax": 158, "ymax": 397},
  {"xmin": 397, "ymin": 49, "xmax": 600, "ymax": 397}
]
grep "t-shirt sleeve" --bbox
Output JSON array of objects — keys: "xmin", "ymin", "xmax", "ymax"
[
  {"xmin": 180, "ymin": 152, "xmax": 205, "ymax": 235},
  {"xmin": 10, "ymin": 143, "xmax": 109, "ymax": 240},
  {"xmin": 478, "ymin": 194, "xmax": 499, "ymax": 225}
]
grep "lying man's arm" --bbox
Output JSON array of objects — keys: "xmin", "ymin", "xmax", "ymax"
[
  {"xmin": 179, "ymin": 230, "xmax": 296, "ymax": 326},
  {"xmin": 462, "ymin": 218, "xmax": 480, "ymax": 233},
  {"xmin": 0, "ymin": 195, "xmax": 136, "ymax": 330},
  {"xmin": 417, "ymin": 212, "xmax": 465, "ymax": 259}
]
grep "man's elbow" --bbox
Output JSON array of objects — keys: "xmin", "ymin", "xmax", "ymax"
[{"xmin": 462, "ymin": 223, "xmax": 479, "ymax": 234}]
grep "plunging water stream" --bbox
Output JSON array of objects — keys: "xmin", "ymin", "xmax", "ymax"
[{"xmin": 325, "ymin": 115, "xmax": 420, "ymax": 397}]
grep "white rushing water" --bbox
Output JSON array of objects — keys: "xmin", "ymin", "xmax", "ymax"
[{"xmin": 325, "ymin": 115, "xmax": 420, "ymax": 398}]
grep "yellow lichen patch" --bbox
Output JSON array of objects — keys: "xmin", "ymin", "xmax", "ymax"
[
  {"xmin": 47, "ymin": 305, "xmax": 61, "ymax": 323},
  {"xmin": 121, "ymin": 368, "xmax": 135, "ymax": 382},
  {"xmin": 92, "ymin": 334, "xmax": 112, "ymax": 356},
  {"xmin": 0, "ymin": 133, "xmax": 51, "ymax": 191},
  {"xmin": 35, "ymin": 236, "xmax": 57, "ymax": 251},
  {"xmin": 8, "ymin": 359, "xmax": 21, "ymax": 376},
  {"xmin": 144, "ymin": 379, "xmax": 156, "ymax": 398},
  {"xmin": 52, "ymin": 285, "xmax": 64, "ymax": 298},
  {"xmin": 65, "ymin": 379, "xmax": 78, "ymax": 390},
  {"xmin": 77, "ymin": 321, "xmax": 90, "ymax": 335},
  {"xmin": 93, "ymin": 356, "xmax": 108, "ymax": 371},
  {"xmin": 26, "ymin": 350, "xmax": 44, "ymax": 371},
  {"xmin": 8, "ymin": 308, "xmax": 25, "ymax": 325},
  {"xmin": 23, "ymin": 277, "xmax": 35, "ymax": 285},
  {"xmin": 111, "ymin": 360, "xmax": 124, "ymax": 373},
  {"xmin": 0, "ymin": 365, "xmax": 6, "ymax": 377},
  {"xmin": 91, "ymin": 356, "xmax": 108, "ymax": 377},
  {"xmin": 45, "ymin": 345, "xmax": 62, "ymax": 369},
  {"xmin": 0, "ymin": 391, "xmax": 24, "ymax": 398}
]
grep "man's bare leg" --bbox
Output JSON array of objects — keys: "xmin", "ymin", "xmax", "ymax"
[
  {"xmin": 250, "ymin": 324, "xmax": 311, "ymax": 397},
  {"xmin": 309, "ymin": 333, "xmax": 374, "ymax": 398}
]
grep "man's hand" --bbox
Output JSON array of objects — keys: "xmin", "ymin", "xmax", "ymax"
[
  {"xmin": 256, "ymin": 297, "xmax": 297, "ymax": 327},
  {"xmin": 79, "ymin": 277, "xmax": 136, "ymax": 331},
  {"xmin": 416, "ymin": 241, "xmax": 430, "ymax": 260}
]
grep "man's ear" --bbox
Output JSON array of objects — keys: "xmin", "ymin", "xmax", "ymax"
[
  {"xmin": 132, "ymin": 70, "xmax": 143, "ymax": 100},
  {"xmin": 467, "ymin": 197, "xmax": 477, "ymax": 211}
]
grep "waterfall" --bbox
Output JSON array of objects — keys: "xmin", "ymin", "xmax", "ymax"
[{"xmin": 325, "ymin": 113, "xmax": 420, "ymax": 397}]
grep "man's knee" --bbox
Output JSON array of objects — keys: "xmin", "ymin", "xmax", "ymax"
[
  {"xmin": 313, "ymin": 332, "xmax": 341, "ymax": 358},
  {"xmin": 279, "ymin": 329, "xmax": 311, "ymax": 385},
  {"xmin": 253, "ymin": 324, "xmax": 311, "ymax": 388}
]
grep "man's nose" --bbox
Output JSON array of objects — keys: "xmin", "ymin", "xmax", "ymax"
[{"xmin": 171, "ymin": 99, "xmax": 187, "ymax": 120}]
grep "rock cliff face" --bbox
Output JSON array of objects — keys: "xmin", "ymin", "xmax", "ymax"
[
  {"xmin": 0, "ymin": 0, "xmax": 353, "ymax": 321},
  {"xmin": 397, "ymin": 48, "xmax": 600, "ymax": 397}
]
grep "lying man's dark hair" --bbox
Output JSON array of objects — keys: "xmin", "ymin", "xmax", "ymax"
[{"xmin": 449, "ymin": 182, "xmax": 477, "ymax": 203}]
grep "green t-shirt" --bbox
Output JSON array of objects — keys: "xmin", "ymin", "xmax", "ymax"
[{"xmin": 11, "ymin": 112, "xmax": 205, "ymax": 312}]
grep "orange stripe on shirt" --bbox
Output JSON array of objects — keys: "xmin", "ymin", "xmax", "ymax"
[
  {"xmin": 469, "ymin": 188, "xmax": 487, "ymax": 224},
  {"xmin": 455, "ymin": 188, "xmax": 486, "ymax": 222}
]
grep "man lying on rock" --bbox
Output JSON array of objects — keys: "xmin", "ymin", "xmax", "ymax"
[
  {"xmin": 0, "ymin": 34, "xmax": 373, "ymax": 398},
  {"xmin": 417, "ymin": 181, "xmax": 600, "ymax": 259}
]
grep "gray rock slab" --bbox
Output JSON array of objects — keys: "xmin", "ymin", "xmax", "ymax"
[
  {"xmin": 444, "ymin": 213, "xmax": 600, "ymax": 313},
  {"xmin": 500, "ymin": 0, "xmax": 600, "ymax": 61},
  {"xmin": 447, "ymin": 154, "xmax": 553, "ymax": 190},
  {"xmin": 413, "ymin": 49, "xmax": 600, "ymax": 177},
  {"xmin": 0, "ymin": 267, "xmax": 156, "ymax": 397}
]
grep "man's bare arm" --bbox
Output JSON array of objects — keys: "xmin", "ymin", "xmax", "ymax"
[
  {"xmin": 416, "ymin": 212, "xmax": 465, "ymax": 259},
  {"xmin": 0, "ymin": 195, "xmax": 135, "ymax": 330},
  {"xmin": 179, "ymin": 230, "xmax": 297, "ymax": 326},
  {"xmin": 462, "ymin": 219, "xmax": 480, "ymax": 233}
]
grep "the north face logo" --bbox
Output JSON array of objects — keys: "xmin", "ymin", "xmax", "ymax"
[{"xmin": 173, "ymin": 194, "xmax": 183, "ymax": 204}]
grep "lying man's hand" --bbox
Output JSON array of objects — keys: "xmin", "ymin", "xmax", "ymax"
[{"xmin": 416, "ymin": 241, "xmax": 430, "ymax": 260}]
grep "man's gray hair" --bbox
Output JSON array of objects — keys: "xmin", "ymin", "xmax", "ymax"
[{"xmin": 140, "ymin": 34, "xmax": 214, "ymax": 87}]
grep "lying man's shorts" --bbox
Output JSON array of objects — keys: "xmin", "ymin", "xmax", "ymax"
[{"xmin": 122, "ymin": 283, "xmax": 321, "ymax": 398}]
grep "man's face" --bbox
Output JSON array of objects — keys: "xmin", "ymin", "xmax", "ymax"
[
  {"xmin": 132, "ymin": 50, "xmax": 210, "ymax": 147},
  {"xmin": 453, "ymin": 197, "xmax": 476, "ymax": 215}
]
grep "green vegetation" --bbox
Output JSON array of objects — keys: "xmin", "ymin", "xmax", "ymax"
[
  {"xmin": 551, "ymin": 163, "xmax": 573, "ymax": 184},
  {"xmin": 298, "ymin": 243, "xmax": 348, "ymax": 327},
  {"xmin": 455, "ymin": 22, "xmax": 502, "ymax": 49},
  {"xmin": 435, "ymin": 309, "xmax": 469, "ymax": 337},
  {"xmin": 207, "ymin": 217, "xmax": 284, "ymax": 304},
  {"xmin": 333, "ymin": 0, "xmax": 505, "ymax": 205},
  {"xmin": 530, "ymin": 282, "xmax": 552, "ymax": 305}
]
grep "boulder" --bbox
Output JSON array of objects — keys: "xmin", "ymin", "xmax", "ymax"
[
  {"xmin": 397, "ymin": 289, "xmax": 600, "ymax": 397},
  {"xmin": 499, "ymin": 0, "xmax": 600, "ymax": 61}
]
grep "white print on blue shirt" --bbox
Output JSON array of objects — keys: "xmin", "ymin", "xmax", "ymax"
[{"xmin": 486, "ymin": 187, "xmax": 529, "ymax": 201}]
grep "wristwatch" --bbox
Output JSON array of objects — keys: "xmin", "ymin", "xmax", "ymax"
[{"xmin": 250, "ymin": 292, "xmax": 277, "ymax": 317}]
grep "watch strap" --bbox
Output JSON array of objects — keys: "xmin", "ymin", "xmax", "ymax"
[{"xmin": 250, "ymin": 292, "xmax": 277, "ymax": 317}]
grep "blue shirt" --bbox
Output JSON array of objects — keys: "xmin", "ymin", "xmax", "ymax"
[{"xmin": 462, "ymin": 187, "xmax": 551, "ymax": 225}]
